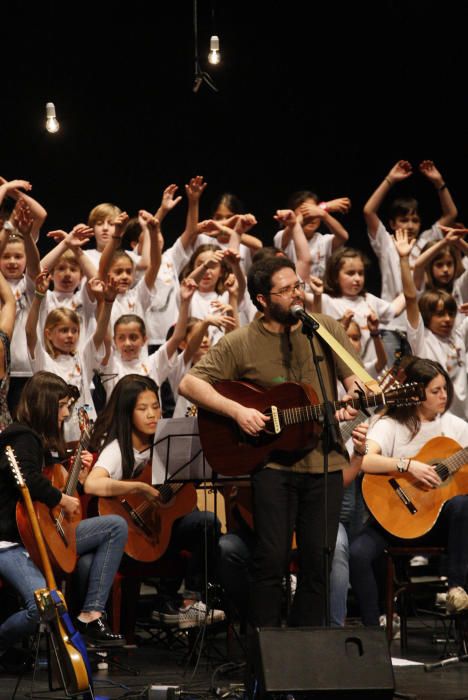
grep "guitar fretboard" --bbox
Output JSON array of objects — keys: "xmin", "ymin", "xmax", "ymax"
[
  {"xmin": 436, "ymin": 448, "xmax": 468, "ymax": 480},
  {"xmin": 279, "ymin": 394, "xmax": 384, "ymax": 426}
]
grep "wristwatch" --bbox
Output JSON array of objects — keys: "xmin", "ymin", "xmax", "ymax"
[{"xmin": 396, "ymin": 457, "xmax": 408, "ymax": 473}]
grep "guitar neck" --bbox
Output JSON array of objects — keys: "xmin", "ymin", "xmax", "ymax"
[
  {"xmin": 441, "ymin": 447, "xmax": 468, "ymax": 477},
  {"xmin": 19, "ymin": 484, "xmax": 57, "ymax": 590},
  {"xmin": 279, "ymin": 394, "xmax": 384, "ymax": 428}
]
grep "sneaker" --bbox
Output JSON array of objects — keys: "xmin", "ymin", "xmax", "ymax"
[
  {"xmin": 379, "ymin": 613, "xmax": 401, "ymax": 640},
  {"xmin": 177, "ymin": 601, "xmax": 226, "ymax": 629},
  {"xmin": 151, "ymin": 600, "xmax": 180, "ymax": 627},
  {"xmin": 446, "ymin": 587, "xmax": 468, "ymax": 613}
]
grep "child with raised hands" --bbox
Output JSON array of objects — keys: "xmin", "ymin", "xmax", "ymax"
[
  {"xmin": 395, "ymin": 228, "xmax": 468, "ymax": 420},
  {"xmin": 97, "ymin": 277, "xmax": 197, "ymax": 402},
  {"xmin": 38, "ymin": 223, "xmax": 100, "ymax": 350},
  {"xmin": 363, "ymin": 160, "xmax": 458, "ymax": 329},
  {"xmin": 83, "ymin": 202, "xmax": 122, "ymax": 268},
  {"xmin": 25, "ymin": 269, "xmax": 118, "ymax": 440},
  {"xmin": 273, "ymin": 190, "xmax": 351, "ymax": 278},
  {"xmin": 195, "ymin": 212, "xmax": 263, "ymax": 274},
  {"xmin": 412, "ymin": 227, "xmax": 468, "ymax": 323},
  {"xmin": 0, "ymin": 248, "xmax": 16, "ymax": 431},
  {"xmin": 341, "ymin": 311, "xmax": 388, "ymax": 378},
  {"xmin": 0, "ymin": 200, "xmax": 41, "ymax": 412},
  {"xmin": 180, "ymin": 243, "xmax": 247, "ymax": 344},
  {"xmin": 98, "ymin": 210, "xmax": 162, "ymax": 333}
]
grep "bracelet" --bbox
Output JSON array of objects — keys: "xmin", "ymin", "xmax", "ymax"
[
  {"xmin": 438, "ymin": 183, "xmax": 447, "ymax": 192},
  {"xmin": 396, "ymin": 456, "xmax": 409, "ymax": 473},
  {"xmin": 385, "ymin": 177, "xmax": 393, "ymax": 186},
  {"xmin": 406, "ymin": 459, "xmax": 412, "ymax": 472},
  {"xmin": 34, "ymin": 290, "xmax": 45, "ymax": 299},
  {"xmin": 318, "ymin": 202, "xmax": 328, "ymax": 211}
]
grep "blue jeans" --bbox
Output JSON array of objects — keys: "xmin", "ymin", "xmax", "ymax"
[
  {"xmin": 330, "ymin": 522, "xmax": 349, "ymax": 627},
  {"xmin": 0, "ymin": 515, "xmax": 127, "ymax": 650}
]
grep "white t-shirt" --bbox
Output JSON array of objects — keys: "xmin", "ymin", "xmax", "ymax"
[
  {"xmin": 99, "ymin": 343, "xmax": 177, "ymax": 399},
  {"xmin": 39, "ymin": 287, "xmax": 97, "ymax": 352},
  {"xmin": 367, "ymin": 411, "xmax": 468, "ymax": 458},
  {"xmin": 109, "ymin": 277, "xmax": 155, "ymax": 333},
  {"xmin": 321, "ymin": 292, "xmax": 396, "ymax": 371},
  {"xmin": 167, "ymin": 352, "xmax": 194, "ymax": 418},
  {"xmin": 9, "ymin": 275, "xmax": 35, "ymax": 377},
  {"xmin": 406, "ymin": 316, "xmax": 468, "ymax": 420},
  {"xmin": 145, "ymin": 238, "xmax": 191, "ymax": 345},
  {"xmin": 29, "ymin": 338, "xmax": 105, "ymax": 440},
  {"xmin": 273, "ymin": 229, "xmax": 334, "ymax": 279},
  {"xmin": 94, "ymin": 438, "xmax": 153, "ymax": 480},
  {"xmin": 368, "ymin": 220, "xmax": 442, "ymax": 331}
]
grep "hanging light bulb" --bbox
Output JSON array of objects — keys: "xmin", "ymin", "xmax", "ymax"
[
  {"xmin": 208, "ymin": 35, "xmax": 220, "ymax": 65},
  {"xmin": 45, "ymin": 102, "xmax": 60, "ymax": 133}
]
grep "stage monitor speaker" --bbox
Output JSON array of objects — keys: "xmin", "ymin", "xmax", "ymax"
[{"xmin": 248, "ymin": 626, "xmax": 395, "ymax": 699}]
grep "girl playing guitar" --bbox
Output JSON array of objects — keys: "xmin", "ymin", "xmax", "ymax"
[{"xmin": 0, "ymin": 371, "xmax": 127, "ymax": 670}]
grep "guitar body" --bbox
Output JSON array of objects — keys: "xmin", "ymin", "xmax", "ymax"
[
  {"xmin": 97, "ymin": 464, "xmax": 197, "ymax": 562},
  {"xmin": 16, "ymin": 463, "xmax": 81, "ymax": 574},
  {"xmin": 197, "ymin": 381, "xmax": 323, "ymax": 476},
  {"xmin": 362, "ymin": 437, "xmax": 468, "ymax": 539}
]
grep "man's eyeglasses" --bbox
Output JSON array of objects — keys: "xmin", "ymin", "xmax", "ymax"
[{"xmin": 268, "ymin": 281, "xmax": 305, "ymax": 298}]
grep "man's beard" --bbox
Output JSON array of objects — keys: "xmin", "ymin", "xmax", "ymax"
[{"xmin": 268, "ymin": 299, "xmax": 297, "ymax": 326}]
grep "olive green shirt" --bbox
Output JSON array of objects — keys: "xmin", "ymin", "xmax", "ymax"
[{"xmin": 189, "ymin": 314, "xmax": 363, "ymax": 474}]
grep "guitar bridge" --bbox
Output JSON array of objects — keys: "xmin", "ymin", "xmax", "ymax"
[
  {"xmin": 270, "ymin": 405, "xmax": 281, "ymax": 434},
  {"xmin": 389, "ymin": 478, "xmax": 418, "ymax": 514}
]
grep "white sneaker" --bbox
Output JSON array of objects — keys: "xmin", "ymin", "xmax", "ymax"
[
  {"xmin": 379, "ymin": 613, "xmax": 401, "ymax": 640},
  {"xmin": 410, "ymin": 555, "xmax": 429, "ymax": 567},
  {"xmin": 177, "ymin": 601, "xmax": 226, "ymax": 629}
]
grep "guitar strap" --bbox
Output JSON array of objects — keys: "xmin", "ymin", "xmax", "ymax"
[{"xmin": 307, "ymin": 314, "xmax": 382, "ymax": 394}]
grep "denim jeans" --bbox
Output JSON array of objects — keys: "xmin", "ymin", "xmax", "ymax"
[
  {"xmin": 0, "ymin": 514, "xmax": 127, "ymax": 650},
  {"xmin": 329, "ymin": 522, "xmax": 349, "ymax": 627}
]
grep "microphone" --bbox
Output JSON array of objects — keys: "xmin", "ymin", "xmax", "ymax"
[{"xmin": 290, "ymin": 304, "xmax": 319, "ymax": 332}]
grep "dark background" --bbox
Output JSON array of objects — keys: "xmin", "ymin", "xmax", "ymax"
[{"xmin": 1, "ymin": 1, "xmax": 466, "ymax": 292}]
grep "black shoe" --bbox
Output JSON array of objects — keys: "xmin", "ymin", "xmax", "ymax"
[
  {"xmin": 75, "ymin": 616, "xmax": 126, "ymax": 648},
  {"xmin": 0, "ymin": 647, "xmax": 33, "ymax": 675}
]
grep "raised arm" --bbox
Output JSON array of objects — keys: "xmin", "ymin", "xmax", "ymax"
[
  {"xmin": 180, "ymin": 176, "xmax": 207, "ymax": 250},
  {"xmin": 298, "ymin": 202, "xmax": 349, "ymax": 250},
  {"xmin": 363, "ymin": 160, "xmax": 413, "ymax": 238},
  {"xmin": 0, "ymin": 268, "xmax": 16, "ymax": 340},
  {"xmin": 0, "ymin": 177, "xmax": 47, "ymax": 241},
  {"xmin": 26, "ymin": 269, "xmax": 50, "ymax": 358},
  {"xmin": 98, "ymin": 212, "xmax": 129, "ymax": 280},
  {"xmin": 367, "ymin": 313, "xmax": 387, "ymax": 374},
  {"xmin": 141, "ymin": 211, "xmax": 162, "ymax": 290},
  {"xmin": 274, "ymin": 209, "xmax": 311, "ymax": 281},
  {"xmin": 418, "ymin": 160, "xmax": 457, "ymax": 226},
  {"xmin": 12, "ymin": 200, "xmax": 41, "ymax": 280},
  {"xmin": 162, "ymin": 278, "xmax": 197, "ymax": 360},
  {"xmin": 394, "ymin": 229, "xmax": 419, "ymax": 329}
]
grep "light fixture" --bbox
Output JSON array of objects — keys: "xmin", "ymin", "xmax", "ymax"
[
  {"xmin": 208, "ymin": 35, "xmax": 220, "ymax": 65},
  {"xmin": 45, "ymin": 102, "xmax": 60, "ymax": 133}
]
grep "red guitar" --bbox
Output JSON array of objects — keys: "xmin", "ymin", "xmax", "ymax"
[
  {"xmin": 16, "ymin": 408, "xmax": 92, "ymax": 574},
  {"xmin": 97, "ymin": 463, "xmax": 197, "ymax": 562},
  {"xmin": 197, "ymin": 380, "xmax": 425, "ymax": 476}
]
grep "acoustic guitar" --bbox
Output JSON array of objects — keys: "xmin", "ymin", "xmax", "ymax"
[
  {"xmin": 16, "ymin": 408, "xmax": 92, "ymax": 574},
  {"xmin": 197, "ymin": 380, "xmax": 425, "ymax": 477},
  {"xmin": 361, "ymin": 436, "xmax": 468, "ymax": 539},
  {"xmin": 6, "ymin": 445, "xmax": 92, "ymax": 696},
  {"xmin": 98, "ymin": 463, "xmax": 197, "ymax": 562}
]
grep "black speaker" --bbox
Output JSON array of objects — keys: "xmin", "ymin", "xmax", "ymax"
[{"xmin": 247, "ymin": 627, "xmax": 395, "ymax": 699}]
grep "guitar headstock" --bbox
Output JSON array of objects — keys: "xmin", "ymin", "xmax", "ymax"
[
  {"xmin": 383, "ymin": 382, "xmax": 426, "ymax": 407},
  {"xmin": 77, "ymin": 407, "xmax": 93, "ymax": 449},
  {"xmin": 5, "ymin": 445, "xmax": 26, "ymax": 490}
]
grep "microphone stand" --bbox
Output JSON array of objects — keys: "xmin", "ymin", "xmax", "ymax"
[{"xmin": 297, "ymin": 315, "xmax": 342, "ymax": 627}]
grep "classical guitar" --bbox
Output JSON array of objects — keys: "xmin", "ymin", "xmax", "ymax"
[
  {"xmin": 361, "ymin": 436, "xmax": 468, "ymax": 539},
  {"xmin": 197, "ymin": 380, "xmax": 425, "ymax": 476},
  {"xmin": 6, "ymin": 445, "xmax": 92, "ymax": 696},
  {"xmin": 98, "ymin": 462, "xmax": 197, "ymax": 562},
  {"xmin": 16, "ymin": 408, "xmax": 92, "ymax": 574}
]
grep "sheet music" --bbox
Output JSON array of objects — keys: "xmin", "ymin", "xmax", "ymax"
[{"xmin": 152, "ymin": 417, "xmax": 211, "ymax": 483}]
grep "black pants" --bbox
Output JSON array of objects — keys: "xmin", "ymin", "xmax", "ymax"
[{"xmin": 250, "ymin": 468, "xmax": 343, "ymax": 627}]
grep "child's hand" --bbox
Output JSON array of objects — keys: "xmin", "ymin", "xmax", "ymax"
[
  {"xmin": 158, "ymin": 184, "xmax": 182, "ymax": 216},
  {"xmin": 367, "ymin": 312, "xmax": 380, "ymax": 335},
  {"xmin": 89, "ymin": 275, "xmax": 119, "ymax": 302},
  {"xmin": 274, "ymin": 209, "xmax": 297, "ymax": 227},
  {"xmin": 224, "ymin": 272, "xmax": 239, "ymax": 298},
  {"xmin": 139, "ymin": 210, "xmax": 159, "ymax": 235},
  {"xmin": 308, "ymin": 275, "xmax": 323, "ymax": 296},
  {"xmin": 440, "ymin": 225, "xmax": 468, "ymax": 241},
  {"xmin": 0, "ymin": 177, "xmax": 32, "ymax": 194},
  {"xmin": 418, "ymin": 160, "xmax": 443, "ymax": 186},
  {"xmin": 185, "ymin": 175, "xmax": 207, "ymax": 202},
  {"xmin": 459, "ymin": 303, "xmax": 468, "ymax": 316},
  {"xmin": 12, "ymin": 200, "xmax": 34, "ymax": 236},
  {"xmin": 324, "ymin": 197, "xmax": 351, "ymax": 215},
  {"xmin": 223, "ymin": 248, "xmax": 241, "ymax": 267},
  {"xmin": 66, "ymin": 224, "xmax": 94, "ymax": 248},
  {"xmin": 203, "ymin": 249, "xmax": 224, "ymax": 269},
  {"xmin": 180, "ymin": 277, "xmax": 197, "ymax": 302},
  {"xmin": 339, "ymin": 309, "xmax": 354, "ymax": 330},
  {"xmin": 393, "ymin": 228, "xmax": 415, "ymax": 258},
  {"xmin": 234, "ymin": 213, "xmax": 257, "ymax": 234},
  {"xmin": 351, "ymin": 423, "xmax": 368, "ymax": 456},
  {"xmin": 112, "ymin": 212, "xmax": 129, "ymax": 239},
  {"xmin": 205, "ymin": 311, "xmax": 237, "ymax": 332},
  {"xmin": 298, "ymin": 202, "xmax": 324, "ymax": 220},
  {"xmin": 35, "ymin": 268, "xmax": 51, "ymax": 295},
  {"xmin": 387, "ymin": 160, "xmax": 412, "ymax": 185}
]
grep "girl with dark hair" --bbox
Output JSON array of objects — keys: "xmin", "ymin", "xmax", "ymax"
[
  {"xmin": 349, "ymin": 357, "xmax": 468, "ymax": 628},
  {"xmin": 85, "ymin": 374, "xmax": 225, "ymax": 630},
  {"xmin": 0, "ymin": 371, "xmax": 127, "ymax": 672},
  {"xmin": 396, "ymin": 229, "xmax": 468, "ymax": 420}
]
